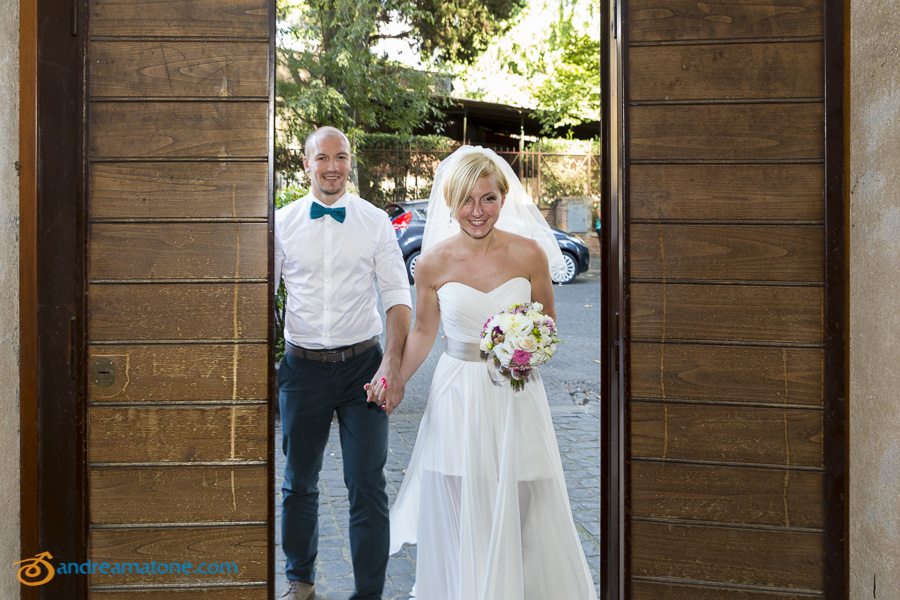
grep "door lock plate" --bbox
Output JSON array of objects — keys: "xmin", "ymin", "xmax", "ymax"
[{"xmin": 93, "ymin": 358, "xmax": 115, "ymax": 387}]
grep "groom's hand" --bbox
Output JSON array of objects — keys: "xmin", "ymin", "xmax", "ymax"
[{"xmin": 370, "ymin": 303, "xmax": 411, "ymax": 415}]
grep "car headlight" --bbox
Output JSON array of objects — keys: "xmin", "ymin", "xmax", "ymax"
[{"xmin": 568, "ymin": 233, "xmax": 586, "ymax": 245}]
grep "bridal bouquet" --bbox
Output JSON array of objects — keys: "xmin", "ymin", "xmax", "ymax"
[{"xmin": 480, "ymin": 302, "xmax": 561, "ymax": 391}]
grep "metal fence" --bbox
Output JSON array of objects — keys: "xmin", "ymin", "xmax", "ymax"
[{"xmin": 355, "ymin": 146, "xmax": 601, "ymax": 207}]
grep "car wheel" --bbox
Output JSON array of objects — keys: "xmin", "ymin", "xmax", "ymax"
[
  {"xmin": 405, "ymin": 250, "xmax": 420, "ymax": 284},
  {"xmin": 553, "ymin": 252, "xmax": 578, "ymax": 284}
]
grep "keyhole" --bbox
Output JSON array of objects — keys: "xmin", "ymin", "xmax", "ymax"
[{"xmin": 93, "ymin": 359, "xmax": 116, "ymax": 387}]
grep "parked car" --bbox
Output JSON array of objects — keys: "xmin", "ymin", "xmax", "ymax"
[
  {"xmin": 385, "ymin": 201, "xmax": 590, "ymax": 284},
  {"xmin": 552, "ymin": 228, "xmax": 591, "ymax": 283}
]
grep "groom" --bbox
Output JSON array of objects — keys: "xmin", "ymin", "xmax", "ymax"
[{"xmin": 275, "ymin": 126, "xmax": 412, "ymax": 600}]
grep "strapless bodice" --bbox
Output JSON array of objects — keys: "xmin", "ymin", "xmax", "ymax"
[{"xmin": 435, "ymin": 276, "xmax": 532, "ymax": 344}]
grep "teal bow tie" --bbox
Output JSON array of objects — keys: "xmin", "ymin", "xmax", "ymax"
[{"xmin": 310, "ymin": 203, "xmax": 346, "ymax": 223}]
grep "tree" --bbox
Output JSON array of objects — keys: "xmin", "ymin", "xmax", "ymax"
[
  {"xmin": 409, "ymin": 0, "xmax": 529, "ymax": 64},
  {"xmin": 449, "ymin": 0, "xmax": 601, "ymax": 134},
  {"xmin": 532, "ymin": 34, "xmax": 601, "ymax": 134},
  {"xmin": 276, "ymin": 0, "xmax": 526, "ymax": 178}
]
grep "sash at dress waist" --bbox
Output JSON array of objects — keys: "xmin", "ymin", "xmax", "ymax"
[{"xmin": 444, "ymin": 338, "xmax": 486, "ymax": 362}]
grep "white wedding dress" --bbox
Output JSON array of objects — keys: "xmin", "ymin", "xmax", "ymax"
[{"xmin": 389, "ymin": 277, "xmax": 597, "ymax": 600}]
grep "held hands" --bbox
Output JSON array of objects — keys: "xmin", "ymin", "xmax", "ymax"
[{"xmin": 365, "ymin": 363, "xmax": 405, "ymax": 416}]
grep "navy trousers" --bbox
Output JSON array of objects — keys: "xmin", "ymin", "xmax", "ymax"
[{"xmin": 279, "ymin": 345, "xmax": 389, "ymax": 600}]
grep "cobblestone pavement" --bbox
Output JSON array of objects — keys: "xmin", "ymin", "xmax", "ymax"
[{"xmin": 275, "ymin": 404, "xmax": 602, "ymax": 599}]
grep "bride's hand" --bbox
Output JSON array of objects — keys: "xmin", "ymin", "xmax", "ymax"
[
  {"xmin": 364, "ymin": 376, "xmax": 387, "ymax": 406},
  {"xmin": 365, "ymin": 367, "xmax": 405, "ymax": 415}
]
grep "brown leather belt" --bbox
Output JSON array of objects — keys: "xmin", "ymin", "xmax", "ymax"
[{"xmin": 286, "ymin": 336, "xmax": 378, "ymax": 363}]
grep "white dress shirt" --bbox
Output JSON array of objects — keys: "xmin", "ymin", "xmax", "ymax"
[{"xmin": 275, "ymin": 191, "xmax": 411, "ymax": 350}]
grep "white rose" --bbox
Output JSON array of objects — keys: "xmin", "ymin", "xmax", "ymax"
[
  {"xmin": 480, "ymin": 337, "xmax": 493, "ymax": 352},
  {"xmin": 531, "ymin": 302, "xmax": 543, "ymax": 313},
  {"xmin": 517, "ymin": 336, "xmax": 539, "ymax": 353}
]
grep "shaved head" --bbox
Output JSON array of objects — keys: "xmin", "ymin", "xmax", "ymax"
[
  {"xmin": 305, "ymin": 126, "xmax": 351, "ymax": 158},
  {"xmin": 302, "ymin": 127, "xmax": 352, "ymax": 203}
]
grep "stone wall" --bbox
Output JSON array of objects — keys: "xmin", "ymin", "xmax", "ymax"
[
  {"xmin": 0, "ymin": 0, "xmax": 21, "ymax": 597},
  {"xmin": 849, "ymin": 2, "xmax": 900, "ymax": 598}
]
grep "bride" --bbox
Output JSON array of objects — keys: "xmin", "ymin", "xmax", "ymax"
[{"xmin": 372, "ymin": 147, "xmax": 597, "ymax": 599}]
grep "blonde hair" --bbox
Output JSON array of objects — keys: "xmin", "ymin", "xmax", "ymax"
[{"xmin": 443, "ymin": 151, "xmax": 510, "ymax": 218}]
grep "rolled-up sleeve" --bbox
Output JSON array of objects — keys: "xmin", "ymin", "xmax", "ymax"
[
  {"xmin": 374, "ymin": 215, "xmax": 412, "ymax": 310},
  {"xmin": 274, "ymin": 211, "xmax": 285, "ymax": 291}
]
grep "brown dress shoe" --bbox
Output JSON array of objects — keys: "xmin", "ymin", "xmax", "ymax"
[{"xmin": 279, "ymin": 580, "xmax": 316, "ymax": 600}]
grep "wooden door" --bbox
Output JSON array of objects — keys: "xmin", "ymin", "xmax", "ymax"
[
  {"xmin": 84, "ymin": 1, "xmax": 274, "ymax": 597},
  {"xmin": 604, "ymin": 0, "xmax": 847, "ymax": 598}
]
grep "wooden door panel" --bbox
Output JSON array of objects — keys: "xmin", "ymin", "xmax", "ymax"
[
  {"xmin": 631, "ymin": 402, "xmax": 823, "ymax": 467},
  {"xmin": 632, "ymin": 522, "xmax": 824, "ymax": 590},
  {"xmin": 632, "ymin": 462, "xmax": 824, "ymax": 527},
  {"xmin": 631, "ymin": 343, "xmax": 824, "ymax": 405},
  {"xmin": 89, "ymin": 223, "xmax": 268, "ymax": 280},
  {"xmin": 90, "ymin": 0, "xmax": 269, "ymax": 37},
  {"xmin": 630, "ymin": 283, "xmax": 823, "ymax": 343},
  {"xmin": 89, "ymin": 283, "xmax": 268, "ymax": 341},
  {"xmin": 627, "ymin": 0, "xmax": 823, "ymax": 42},
  {"xmin": 630, "ymin": 164, "xmax": 824, "ymax": 221},
  {"xmin": 89, "ymin": 466, "xmax": 267, "ymax": 524},
  {"xmin": 630, "ymin": 224, "xmax": 824, "ymax": 281},
  {"xmin": 85, "ymin": 0, "xmax": 273, "ymax": 596},
  {"xmin": 90, "ymin": 163, "xmax": 269, "ymax": 220},
  {"xmin": 88, "ymin": 405, "xmax": 267, "ymax": 463},
  {"xmin": 630, "ymin": 343, "xmax": 824, "ymax": 406},
  {"xmin": 88, "ymin": 344, "xmax": 268, "ymax": 402},
  {"xmin": 630, "ymin": 104, "xmax": 824, "ymax": 161},
  {"xmin": 88, "ymin": 525, "xmax": 267, "ymax": 584},
  {"xmin": 630, "ymin": 42, "xmax": 823, "ymax": 101},
  {"xmin": 621, "ymin": 0, "xmax": 840, "ymax": 596},
  {"xmin": 90, "ymin": 42, "xmax": 269, "ymax": 98},
  {"xmin": 90, "ymin": 102, "xmax": 268, "ymax": 158},
  {"xmin": 632, "ymin": 581, "xmax": 820, "ymax": 600}
]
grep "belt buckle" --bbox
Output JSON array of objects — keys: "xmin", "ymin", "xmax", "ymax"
[{"xmin": 321, "ymin": 349, "xmax": 345, "ymax": 363}]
